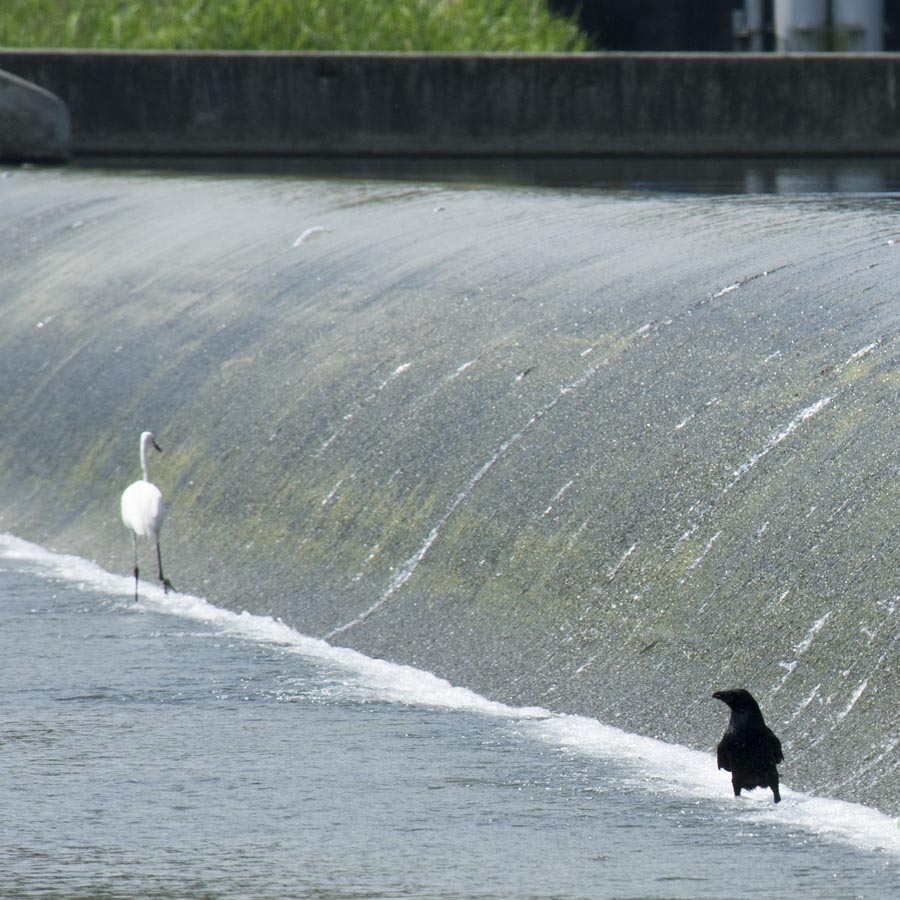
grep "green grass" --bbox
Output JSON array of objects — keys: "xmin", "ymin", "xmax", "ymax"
[{"xmin": 0, "ymin": 0, "xmax": 588, "ymax": 52}]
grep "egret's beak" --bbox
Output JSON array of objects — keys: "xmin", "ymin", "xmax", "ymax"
[{"xmin": 152, "ymin": 439, "xmax": 163, "ymax": 453}]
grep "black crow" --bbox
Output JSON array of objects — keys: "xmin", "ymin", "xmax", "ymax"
[{"xmin": 713, "ymin": 688, "xmax": 783, "ymax": 803}]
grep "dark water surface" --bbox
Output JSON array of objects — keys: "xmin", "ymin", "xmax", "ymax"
[
  {"xmin": 2, "ymin": 536, "xmax": 898, "ymax": 900},
  {"xmin": 74, "ymin": 153, "xmax": 900, "ymax": 195}
]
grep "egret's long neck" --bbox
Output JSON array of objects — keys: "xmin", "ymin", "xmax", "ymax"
[{"xmin": 139, "ymin": 437, "xmax": 151, "ymax": 482}]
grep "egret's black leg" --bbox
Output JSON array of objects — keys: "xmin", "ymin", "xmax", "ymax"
[
  {"xmin": 132, "ymin": 532, "xmax": 140, "ymax": 602},
  {"xmin": 157, "ymin": 540, "xmax": 174, "ymax": 594}
]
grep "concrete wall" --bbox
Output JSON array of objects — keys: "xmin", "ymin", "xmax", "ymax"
[{"xmin": 2, "ymin": 49, "xmax": 900, "ymax": 156}]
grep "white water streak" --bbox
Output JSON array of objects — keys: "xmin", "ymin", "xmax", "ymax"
[
  {"xmin": 774, "ymin": 612, "xmax": 832, "ymax": 694},
  {"xmin": 321, "ymin": 479, "xmax": 344, "ymax": 507},
  {"xmin": 328, "ymin": 362, "xmax": 602, "ymax": 638},
  {"xmin": 320, "ymin": 432, "xmax": 340, "ymax": 452},
  {"xmin": 836, "ymin": 340, "xmax": 881, "ymax": 373},
  {"xmin": 326, "ymin": 432, "xmax": 521, "ymax": 639},
  {"xmin": 292, "ymin": 226, "xmax": 332, "ymax": 246},
  {"xmin": 318, "ymin": 363, "xmax": 412, "ymax": 454},
  {"xmin": 376, "ymin": 362, "xmax": 412, "ymax": 391},
  {"xmin": 797, "ymin": 611, "xmax": 832, "ymax": 654},
  {"xmin": 687, "ymin": 531, "xmax": 720, "ymax": 572},
  {"xmin": 607, "ymin": 543, "xmax": 637, "ymax": 581},
  {"xmin": 725, "ymin": 396, "xmax": 832, "ymax": 494},
  {"xmin": 839, "ymin": 679, "xmax": 869, "ymax": 722},
  {"xmin": 448, "ymin": 359, "xmax": 477, "ymax": 381},
  {"xmin": 673, "ymin": 523, "xmax": 699, "ymax": 551},
  {"xmin": 540, "ymin": 480, "xmax": 574, "ymax": 518}
]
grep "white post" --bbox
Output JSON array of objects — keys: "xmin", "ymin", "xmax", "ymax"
[
  {"xmin": 744, "ymin": 0, "xmax": 765, "ymax": 51},
  {"xmin": 774, "ymin": 0, "xmax": 829, "ymax": 51},
  {"xmin": 833, "ymin": 0, "xmax": 884, "ymax": 51}
]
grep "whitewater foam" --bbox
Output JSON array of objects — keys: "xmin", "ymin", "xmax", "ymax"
[{"xmin": 2, "ymin": 532, "xmax": 898, "ymax": 857}]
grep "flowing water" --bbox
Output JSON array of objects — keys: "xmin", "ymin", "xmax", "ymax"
[
  {"xmin": 1, "ymin": 534, "xmax": 898, "ymax": 900},
  {"xmin": 4, "ymin": 165, "xmax": 900, "ymax": 816}
]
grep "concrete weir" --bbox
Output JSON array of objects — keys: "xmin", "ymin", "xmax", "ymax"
[{"xmin": 1, "ymin": 166, "xmax": 899, "ymax": 815}]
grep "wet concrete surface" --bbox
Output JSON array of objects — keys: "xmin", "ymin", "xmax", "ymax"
[{"xmin": 1, "ymin": 164, "xmax": 898, "ymax": 813}]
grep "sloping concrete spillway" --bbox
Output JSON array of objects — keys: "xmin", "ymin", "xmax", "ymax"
[{"xmin": 1, "ymin": 167, "xmax": 898, "ymax": 814}]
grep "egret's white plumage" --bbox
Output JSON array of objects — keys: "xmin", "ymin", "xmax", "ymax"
[{"xmin": 121, "ymin": 431, "xmax": 173, "ymax": 600}]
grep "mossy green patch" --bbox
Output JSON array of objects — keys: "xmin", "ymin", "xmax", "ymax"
[{"xmin": 0, "ymin": 0, "xmax": 588, "ymax": 52}]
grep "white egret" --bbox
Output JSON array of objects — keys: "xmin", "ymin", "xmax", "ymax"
[{"xmin": 121, "ymin": 431, "xmax": 174, "ymax": 600}]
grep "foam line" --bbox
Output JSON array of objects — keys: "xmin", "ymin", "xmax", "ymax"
[
  {"xmin": 2, "ymin": 533, "xmax": 899, "ymax": 857},
  {"xmin": 0, "ymin": 533, "xmax": 540, "ymax": 719}
]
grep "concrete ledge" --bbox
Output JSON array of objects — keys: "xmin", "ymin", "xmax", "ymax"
[
  {"xmin": 0, "ymin": 66, "xmax": 70, "ymax": 161},
  {"xmin": 2, "ymin": 49, "xmax": 900, "ymax": 157}
]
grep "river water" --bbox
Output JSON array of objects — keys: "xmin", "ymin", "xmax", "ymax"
[{"xmin": 1, "ymin": 534, "xmax": 898, "ymax": 900}]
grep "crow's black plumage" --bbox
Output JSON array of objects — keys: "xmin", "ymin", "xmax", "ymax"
[{"xmin": 713, "ymin": 688, "xmax": 784, "ymax": 803}]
